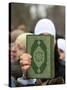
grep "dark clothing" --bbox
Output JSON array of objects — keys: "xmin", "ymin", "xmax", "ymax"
[
  {"xmin": 58, "ymin": 60, "xmax": 65, "ymax": 82},
  {"xmin": 11, "ymin": 60, "xmax": 22, "ymax": 80}
]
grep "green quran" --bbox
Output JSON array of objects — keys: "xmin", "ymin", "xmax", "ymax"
[{"xmin": 26, "ymin": 35, "xmax": 55, "ymax": 79}]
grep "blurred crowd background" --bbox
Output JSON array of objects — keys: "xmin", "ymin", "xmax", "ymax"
[{"xmin": 10, "ymin": 3, "xmax": 65, "ymax": 38}]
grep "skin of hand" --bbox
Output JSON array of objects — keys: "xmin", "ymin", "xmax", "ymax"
[
  {"xmin": 20, "ymin": 53, "xmax": 32, "ymax": 78},
  {"xmin": 58, "ymin": 49, "xmax": 65, "ymax": 60}
]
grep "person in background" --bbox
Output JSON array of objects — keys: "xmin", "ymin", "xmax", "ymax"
[
  {"xmin": 17, "ymin": 24, "xmax": 27, "ymax": 32},
  {"xmin": 11, "ymin": 29, "xmax": 24, "ymax": 43},
  {"xmin": 34, "ymin": 18, "xmax": 64, "ymax": 85},
  {"xmin": 10, "ymin": 29, "xmax": 24, "ymax": 87},
  {"xmin": 10, "ymin": 29, "xmax": 24, "ymax": 62},
  {"xmin": 10, "ymin": 29, "xmax": 24, "ymax": 63},
  {"xmin": 10, "ymin": 44, "xmax": 22, "ymax": 87},
  {"xmin": 11, "ymin": 33, "xmax": 37, "ymax": 86},
  {"xmin": 57, "ymin": 39, "xmax": 65, "ymax": 82}
]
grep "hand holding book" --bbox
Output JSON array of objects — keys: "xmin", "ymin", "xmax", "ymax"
[{"xmin": 20, "ymin": 53, "xmax": 32, "ymax": 79}]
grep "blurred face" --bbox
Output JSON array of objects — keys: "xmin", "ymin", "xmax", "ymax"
[
  {"xmin": 58, "ymin": 49, "xmax": 65, "ymax": 60},
  {"xmin": 17, "ymin": 25, "xmax": 27, "ymax": 32},
  {"xmin": 11, "ymin": 42, "xmax": 17, "ymax": 62},
  {"xmin": 15, "ymin": 40, "xmax": 26, "ymax": 58},
  {"xmin": 11, "ymin": 41, "xmax": 26, "ymax": 62}
]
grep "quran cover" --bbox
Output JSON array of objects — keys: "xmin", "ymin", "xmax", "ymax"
[{"xmin": 26, "ymin": 35, "xmax": 55, "ymax": 79}]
